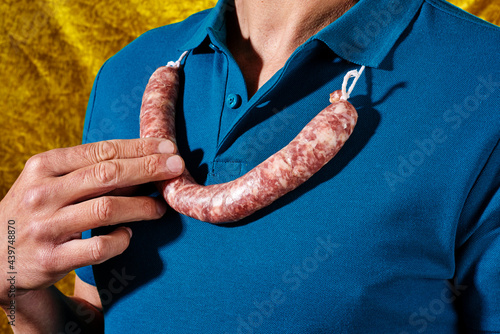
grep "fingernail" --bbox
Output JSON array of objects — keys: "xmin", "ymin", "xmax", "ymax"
[
  {"xmin": 125, "ymin": 227, "xmax": 133, "ymax": 238},
  {"xmin": 157, "ymin": 200, "xmax": 168, "ymax": 216},
  {"xmin": 158, "ymin": 140, "xmax": 175, "ymax": 154},
  {"xmin": 166, "ymin": 155, "xmax": 183, "ymax": 173}
]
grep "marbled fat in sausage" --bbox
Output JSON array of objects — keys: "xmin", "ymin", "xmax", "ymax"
[
  {"xmin": 140, "ymin": 63, "xmax": 358, "ymax": 224},
  {"xmin": 140, "ymin": 66, "xmax": 179, "ymax": 141}
]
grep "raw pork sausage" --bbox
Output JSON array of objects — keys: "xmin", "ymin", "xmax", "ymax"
[{"xmin": 140, "ymin": 53, "xmax": 362, "ymax": 223}]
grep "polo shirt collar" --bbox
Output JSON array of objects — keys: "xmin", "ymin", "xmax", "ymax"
[
  {"xmin": 315, "ymin": 0, "xmax": 424, "ymax": 67},
  {"xmin": 179, "ymin": 0, "xmax": 424, "ymax": 68},
  {"xmin": 178, "ymin": 0, "xmax": 231, "ymax": 51}
]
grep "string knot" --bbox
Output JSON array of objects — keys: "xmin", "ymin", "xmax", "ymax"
[{"xmin": 166, "ymin": 50, "xmax": 189, "ymax": 68}]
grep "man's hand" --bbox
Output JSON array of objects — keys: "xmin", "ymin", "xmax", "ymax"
[{"xmin": 0, "ymin": 138, "xmax": 184, "ymax": 307}]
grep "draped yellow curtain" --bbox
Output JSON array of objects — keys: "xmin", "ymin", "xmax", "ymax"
[{"xmin": 0, "ymin": 0, "xmax": 498, "ymax": 332}]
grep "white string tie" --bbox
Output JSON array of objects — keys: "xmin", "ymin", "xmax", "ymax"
[
  {"xmin": 341, "ymin": 65, "xmax": 365, "ymax": 100},
  {"xmin": 166, "ymin": 50, "xmax": 189, "ymax": 68}
]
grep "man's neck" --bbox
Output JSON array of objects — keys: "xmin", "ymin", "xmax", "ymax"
[{"xmin": 227, "ymin": 0, "xmax": 358, "ymax": 97}]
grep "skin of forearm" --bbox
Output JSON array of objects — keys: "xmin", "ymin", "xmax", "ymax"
[{"xmin": 2, "ymin": 285, "xmax": 103, "ymax": 334}]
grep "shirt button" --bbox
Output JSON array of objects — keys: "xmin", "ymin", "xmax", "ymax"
[{"xmin": 226, "ymin": 93, "xmax": 242, "ymax": 109}]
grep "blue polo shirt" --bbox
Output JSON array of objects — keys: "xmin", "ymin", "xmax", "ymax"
[{"xmin": 76, "ymin": 0, "xmax": 500, "ymax": 332}]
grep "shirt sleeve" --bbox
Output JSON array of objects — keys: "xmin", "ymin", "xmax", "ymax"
[
  {"xmin": 74, "ymin": 60, "xmax": 110, "ymax": 287},
  {"xmin": 455, "ymin": 138, "xmax": 500, "ymax": 332}
]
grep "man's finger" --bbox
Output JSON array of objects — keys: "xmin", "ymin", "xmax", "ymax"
[
  {"xmin": 40, "ymin": 138, "xmax": 176, "ymax": 176},
  {"xmin": 58, "ymin": 153, "xmax": 184, "ymax": 204},
  {"xmin": 55, "ymin": 227, "xmax": 133, "ymax": 271},
  {"xmin": 54, "ymin": 196, "xmax": 167, "ymax": 235}
]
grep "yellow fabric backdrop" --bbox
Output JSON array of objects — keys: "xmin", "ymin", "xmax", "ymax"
[{"xmin": 0, "ymin": 0, "xmax": 498, "ymax": 332}]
